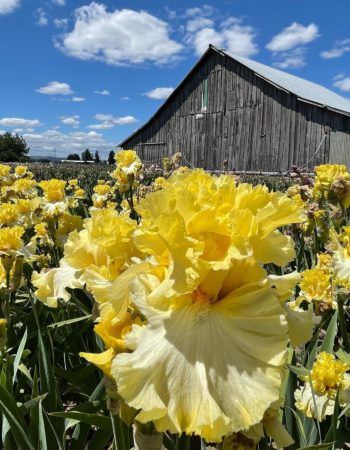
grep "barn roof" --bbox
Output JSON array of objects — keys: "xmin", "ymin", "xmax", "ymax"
[
  {"xmin": 221, "ymin": 49, "xmax": 350, "ymax": 115},
  {"xmin": 119, "ymin": 45, "xmax": 350, "ymax": 147}
]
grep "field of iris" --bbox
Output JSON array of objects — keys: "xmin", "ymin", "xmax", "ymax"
[{"xmin": 0, "ymin": 152, "xmax": 349, "ymax": 450}]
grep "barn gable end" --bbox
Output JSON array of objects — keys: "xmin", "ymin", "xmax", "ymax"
[{"xmin": 120, "ymin": 46, "xmax": 350, "ymax": 171}]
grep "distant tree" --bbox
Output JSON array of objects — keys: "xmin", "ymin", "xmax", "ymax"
[
  {"xmin": 108, "ymin": 150, "xmax": 115, "ymax": 165},
  {"xmin": 0, "ymin": 132, "xmax": 30, "ymax": 162},
  {"xmin": 94, "ymin": 150, "xmax": 100, "ymax": 164},
  {"xmin": 67, "ymin": 153, "xmax": 81, "ymax": 161},
  {"xmin": 81, "ymin": 148, "xmax": 93, "ymax": 163}
]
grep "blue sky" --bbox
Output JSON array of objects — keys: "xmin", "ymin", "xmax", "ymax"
[{"xmin": 1, "ymin": 0, "xmax": 350, "ymax": 158}]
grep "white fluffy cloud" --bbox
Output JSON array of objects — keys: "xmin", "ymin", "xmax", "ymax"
[
  {"xmin": 266, "ymin": 23, "xmax": 320, "ymax": 52},
  {"xmin": 35, "ymin": 8, "xmax": 48, "ymax": 27},
  {"xmin": 88, "ymin": 114, "xmax": 138, "ymax": 129},
  {"xmin": 0, "ymin": 0, "xmax": 20, "ymax": 15},
  {"xmin": 94, "ymin": 89, "xmax": 110, "ymax": 96},
  {"xmin": 87, "ymin": 122, "xmax": 114, "ymax": 130},
  {"xmin": 13, "ymin": 128, "xmax": 35, "ymax": 133},
  {"xmin": 321, "ymin": 39, "xmax": 350, "ymax": 59},
  {"xmin": 185, "ymin": 5, "xmax": 215, "ymax": 18},
  {"xmin": 25, "ymin": 130, "xmax": 114, "ymax": 158},
  {"xmin": 144, "ymin": 87, "xmax": 174, "ymax": 99},
  {"xmin": 52, "ymin": 0, "xmax": 65, "ymax": 5},
  {"xmin": 55, "ymin": 2, "xmax": 183, "ymax": 66},
  {"xmin": 37, "ymin": 81, "xmax": 73, "ymax": 95},
  {"xmin": 0, "ymin": 117, "xmax": 41, "ymax": 128},
  {"xmin": 54, "ymin": 18, "xmax": 68, "ymax": 29},
  {"xmin": 272, "ymin": 48, "xmax": 307, "ymax": 69},
  {"xmin": 266, "ymin": 23, "xmax": 320, "ymax": 69},
  {"xmin": 60, "ymin": 115, "xmax": 80, "ymax": 127},
  {"xmin": 333, "ymin": 75, "xmax": 350, "ymax": 92},
  {"xmin": 72, "ymin": 96, "xmax": 85, "ymax": 102},
  {"xmin": 223, "ymin": 22, "xmax": 258, "ymax": 57},
  {"xmin": 191, "ymin": 27, "xmax": 222, "ymax": 54},
  {"xmin": 50, "ymin": 96, "xmax": 85, "ymax": 102},
  {"xmin": 185, "ymin": 15, "xmax": 258, "ymax": 58},
  {"xmin": 186, "ymin": 17, "xmax": 214, "ymax": 33}
]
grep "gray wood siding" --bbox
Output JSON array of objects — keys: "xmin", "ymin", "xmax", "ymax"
[
  {"xmin": 329, "ymin": 113, "xmax": 350, "ymax": 167},
  {"xmin": 121, "ymin": 51, "xmax": 350, "ymax": 171}
]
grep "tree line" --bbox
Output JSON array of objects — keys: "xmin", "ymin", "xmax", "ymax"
[
  {"xmin": 67, "ymin": 149, "xmax": 115, "ymax": 164},
  {"xmin": 0, "ymin": 132, "xmax": 116, "ymax": 163},
  {"xmin": 0, "ymin": 132, "xmax": 30, "ymax": 162}
]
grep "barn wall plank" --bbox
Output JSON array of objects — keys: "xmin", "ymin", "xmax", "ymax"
[{"xmin": 121, "ymin": 50, "xmax": 350, "ymax": 171}]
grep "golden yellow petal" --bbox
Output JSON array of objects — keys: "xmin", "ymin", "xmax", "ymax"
[
  {"xmin": 252, "ymin": 231, "xmax": 296, "ymax": 266},
  {"xmin": 64, "ymin": 230, "xmax": 107, "ymax": 269},
  {"xmin": 80, "ymin": 348, "xmax": 115, "ymax": 378}
]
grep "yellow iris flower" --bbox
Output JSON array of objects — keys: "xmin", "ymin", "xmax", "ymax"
[
  {"xmin": 0, "ymin": 226, "xmax": 24, "ymax": 253},
  {"xmin": 12, "ymin": 178, "xmax": 37, "ymax": 197},
  {"xmin": 113, "ymin": 263, "xmax": 289, "ymax": 442},
  {"xmin": 295, "ymin": 352, "xmax": 350, "ymax": 421},
  {"xmin": 38, "ymin": 179, "xmax": 66, "ymax": 202},
  {"xmin": 115, "ymin": 150, "xmax": 143, "ymax": 175},
  {"xmin": 33, "ymin": 208, "xmax": 137, "ymax": 308},
  {"xmin": 108, "ymin": 170, "xmax": 305, "ymax": 441},
  {"xmin": 0, "ymin": 203, "xmax": 20, "ymax": 226},
  {"xmin": 313, "ymin": 164, "xmax": 350, "ymax": 207},
  {"xmin": 0, "ymin": 165, "xmax": 11, "ymax": 178},
  {"xmin": 14, "ymin": 165, "xmax": 29, "ymax": 177}
]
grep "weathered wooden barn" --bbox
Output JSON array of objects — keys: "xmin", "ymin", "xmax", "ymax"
[{"xmin": 119, "ymin": 45, "xmax": 350, "ymax": 171}]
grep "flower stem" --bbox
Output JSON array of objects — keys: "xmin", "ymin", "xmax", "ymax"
[
  {"xmin": 111, "ymin": 413, "xmax": 126, "ymax": 450},
  {"xmin": 338, "ymin": 298, "xmax": 350, "ymax": 352}
]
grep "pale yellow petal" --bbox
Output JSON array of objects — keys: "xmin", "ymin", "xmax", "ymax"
[
  {"xmin": 88, "ymin": 262, "xmax": 152, "ymax": 319},
  {"xmin": 295, "ymin": 384, "xmax": 334, "ymax": 421},
  {"xmin": 263, "ymin": 416, "xmax": 294, "ymax": 448},
  {"xmin": 282, "ymin": 303, "xmax": 318, "ymax": 346},
  {"xmin": 32, "ymin": 263, "xmax": 82, "ymax": 307},
  {"xmin": 268, "ymin": 272, "xmax": 301, "ymax": 302},
  {"xmin": 113, "ymin": 284, "xmax": 288, "ymax": 442}
]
